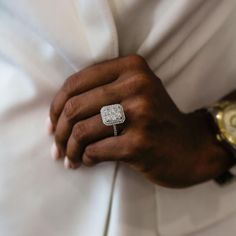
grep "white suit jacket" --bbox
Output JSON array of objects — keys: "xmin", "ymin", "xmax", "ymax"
[{"xmin": 0, "ymin": 1, "xmax": 236, "ymax": 236}]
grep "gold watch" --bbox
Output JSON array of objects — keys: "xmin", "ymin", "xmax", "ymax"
[
  {"xmin": 208, "ymin": 101, "xmax": 236, "ymax": 184},
  {"xmin": 208, "ymin": 101, "xmax": 236, "ymax": 152}
]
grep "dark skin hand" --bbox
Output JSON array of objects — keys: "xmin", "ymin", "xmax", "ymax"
[{"xmin": 49, "ymin": 55, "xmax": 235, "ymax": 188}]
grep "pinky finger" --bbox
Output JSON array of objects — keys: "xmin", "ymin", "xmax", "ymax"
[{"xmin": 82, "ymin": 135, "xmax": 129, "ymax": 166}]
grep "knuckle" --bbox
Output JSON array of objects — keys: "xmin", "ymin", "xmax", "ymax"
[
  {"xmin": 83, "ymin": 147, "xmax": 97, "ymax": 165},
  {"xmin": 100, "ymin": 83, "xmax": 115, "ymax": 98},
  {"xmin": 135, "ymin": 97, "xmax": 152, "ymax": 113},
  {"xmin": 62, "ymin": 74, "xmax": 80, "ymax": 94},
  {"xmin": 84, "ymin": 146, "xmax": 95, "ymax": 158},
  {"xmin": 133, "ymin": 73, "xmax": 149, "ymax": 84},
  {"xmin": 84, "ymin": 146, "xmax": 93, "ymax": 157},
  {"xmin": 127, "ymin": 73, "xmax": 150, "ymax": 92},
  {"xmin": 119, "ymin": 68, "xmax": 153, "ymax": 96},
  {"xmin": 125, "ymin": 97, "xmax": 156, "ymax": 124},
  {"xmin": 63, "ymin": 98, "xmax": 77, "ymax": 120},
  {"xmin": 124, "ymin": 97, "xmax": 152, "ymax": 121},
  {"xmin": 72, "ymin": 122, "xmax": 87, "ymax": 144},
  {"xmin": 126, "ymin": 54, "xmax": 146, "ymax": 68},
  {"xmin": 100, "ymin": 84, "xmax": 109, "ymax": 96}
]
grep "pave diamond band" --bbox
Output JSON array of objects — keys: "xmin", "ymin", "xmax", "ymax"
[{"xmin": 100, "ymin": 104, "xmax": 126, "ymax": 136}]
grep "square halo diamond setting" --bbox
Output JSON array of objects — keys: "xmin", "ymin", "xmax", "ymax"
[{"xmin": 100, "ymin": 104, "xmax": 125, "ymax": 126}]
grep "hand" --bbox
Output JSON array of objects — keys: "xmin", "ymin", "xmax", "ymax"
[{"xmin": 49, "ymin": 55, "xmax": 234, "ymax": 188}]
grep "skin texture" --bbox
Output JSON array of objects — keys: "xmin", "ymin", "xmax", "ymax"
[{"xmin": 49, "ymin": 55, "xmax": 235, "ymax": 188}]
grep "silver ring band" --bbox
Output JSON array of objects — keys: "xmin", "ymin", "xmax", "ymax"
[
  {"xmin": 113, "ymin": 124, "xmax": 118, "ymax": 136},
  {"xmin": 100, "ymin": 104, "xmax": 126, "ymax": 136}
]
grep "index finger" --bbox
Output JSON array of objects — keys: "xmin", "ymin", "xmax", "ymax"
[{"xmin": 49, "ymin": 60, "xmax": 122, "ymax": 129}]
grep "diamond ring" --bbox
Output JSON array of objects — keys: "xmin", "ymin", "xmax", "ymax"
[{"xmin": 100, "ymin": 104, "xmax": 126, "ymax": 136}]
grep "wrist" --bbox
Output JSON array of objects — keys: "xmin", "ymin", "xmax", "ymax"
[{"xmin": 187, "ymin": 109, "xmax": 235, "ymax": 181}]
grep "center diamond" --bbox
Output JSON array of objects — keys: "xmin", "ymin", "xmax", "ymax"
[{"xmin": 100, "ymin": 104, "xmax": 125, "ymax": 126}]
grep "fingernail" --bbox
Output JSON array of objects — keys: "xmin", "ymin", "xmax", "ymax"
[
  {"xmin": 51, "ymin": 142, "xmax": 60, "ymax": 160},
  {"xmin": 64, "ymin": 157, "xmax": 80, "ymax": 169},
  {"xmin": 46, "ymin": 116, "xmax": 54, "ymax": 135},
  {"xmin": 64, "ymin": 157, "xmax": 71, "ymax": 169}
]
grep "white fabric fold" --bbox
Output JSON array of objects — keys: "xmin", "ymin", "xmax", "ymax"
[
  {"xmin": 155, "ymin": 182, "xmax": 236, "ymax": 236},
  {"xmin": 1, "ymin": 0, "xmax": 236, "ymax": 235}
]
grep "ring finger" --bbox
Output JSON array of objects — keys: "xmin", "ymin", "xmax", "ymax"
[{"xmin": 65, "ymin": 113, "xmax": 126, "ymax": 168}]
